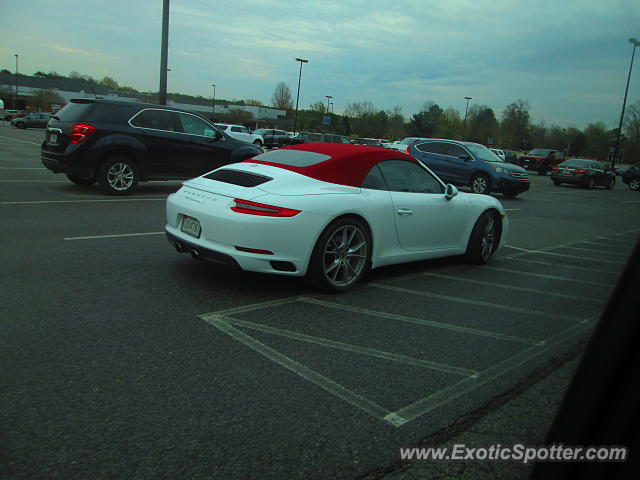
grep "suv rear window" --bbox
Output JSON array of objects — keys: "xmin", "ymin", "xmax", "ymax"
[
  {"xmin": 84, "ymin": 103, "xmax": 130, "ymax": 123},
  {"xmin": 54, "ymin": 101, "xmax": 95, "ymax": 121}
]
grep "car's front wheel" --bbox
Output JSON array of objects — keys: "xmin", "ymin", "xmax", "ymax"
[
  {"xmin": 15, "ymin": 121, "xmax": 26, "ymax": 129},
  {"xmin": 553, "ymin": 180, "xmax": 562, "ymax": 186},
  {"xmin": 66, "ymin": 174, "xmax": 96, "ymax": 186},
  {"xmin": 307, "ymin": 217, "xmax": 371, "ymax": 292},
  {"xmin": 253, "ymin": 139, "xmax": 263, "ymax": 147},
  {"xmin": 606, "ymin": 177, "xmax": 615, "ymax": 190},
  {"xmin": 98, "ymin": 156, "xmax": 139, "ymax": 195},
  {"xmin": 628, "ymin": 178, "xmax": 640, "ymax": 191},
  {"xmin": 586, "ymin": 177, "xmax": 595, "ymax": 189},
  {"xmin": 470, "ymin": 174, "xmax": 491, "ymax": 194},
  {"xmin": 465, "ymin": 211, "xmax": 499, "ymax": 265}
]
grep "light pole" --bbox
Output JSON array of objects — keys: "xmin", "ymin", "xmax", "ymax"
[
  {"xmin": 14, "ymin": 54, "xmax": 19, "ymax": 110},
  {"xmin": 211, "ymin": 84, "xmax": 216, "ymax": 119},
  {"xmin": 293, "ymin": 57, "xmax": 308, "ymax": 135},
  {"xmin": 325, "ymin": 95, "xmax": 333, "ymax": 114},
  {"xmin": 462, "ymin": 96, "xmax": 472, "ymax": 140},
  {"xmin": 159, "ymin": 0, "xmax": 170, "ymax": 105},
  {"xmin": 330, "ymin": 102, "xmax": 334, "ymax": 114},
  {"xmin": 612, "ymin": 37, "xmax": 639, "ymax": 168}
]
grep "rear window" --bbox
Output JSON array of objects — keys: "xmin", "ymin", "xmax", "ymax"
[
  {"xmin": 559, "ymin": 159, "xmax": 590, "ymax": 168},
  {"xmin": 54, "ymin": 101, "xmax": 95, "ymax": 121},
  {"xmin": 251, "ymin": 149, "xmax": 331, "ymax": 167},
  {"xmin": 203, "ymin": 169, "xmax": 272, "ymax": 187},
  {"xmin": 84, "ymin": 103, "xmax": 130, "ymax": 123}
]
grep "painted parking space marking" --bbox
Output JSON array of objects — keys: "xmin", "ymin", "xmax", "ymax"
[
  {"xmin": 502, "ymin": 257, "xmax": 620, "ymax": 275},
  {"xmin": 421, "ymin": 272, "xmax": 601, "ymax": 302},
  {"xmin": 504, "ymin": 245, "xmax": 625, "ymax": 265},
  {"xmin": 2, "ymin": 198, "xmax": 166, "ymax": 205},
  {"xmin": 64, "ymin": 232, "xmax": 164, "ymax": 241},
  {"xmin": 0, "ymin": 135, "xmax": 41, "ymax": 145},
  {"xmin": 552, "ymin": 245, "xmax": 630, "ymax": 257},
  {"xmin": 0, "ymin": 180, "xmax": 67, "ymax": 183},
  {"xmin": 482, "ymin": 266, "xmax": 610, "ymax": 287},
  {"xmin": 0, "ymin": 167, "xmax": 47, "ymax": 170}
]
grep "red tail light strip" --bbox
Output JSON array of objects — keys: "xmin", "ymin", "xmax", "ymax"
[
  {"xmin": 71, "ymin": 123, "xmax": 96, "ymax": 144},
  {"xmin": 231, "ymin": 199, "xmax": 301, "ymax": 217}
]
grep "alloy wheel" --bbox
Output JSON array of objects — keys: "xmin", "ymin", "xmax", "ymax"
[
  {"xmin": 480, "ymin": 216, "xmax": 496, "ymax": 262},
  {"xmin": 322, "ymin": 225, "xmax": 368, "ymax": 287},
  {"xmin": 472, "ymin": 175, "xmax": 489, "ymax": 194},
  {"xmin": 107, "ymin": 162, "xmax": 135, "ymax": 191},
  {"xmin": 630, "ymin": 178, "xmax": 640, "ymax": 191}
]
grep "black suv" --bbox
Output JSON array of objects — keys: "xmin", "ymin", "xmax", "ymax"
[{"xmin": 41, "ymin": 99, "xmax": 263, "ymax": 195}]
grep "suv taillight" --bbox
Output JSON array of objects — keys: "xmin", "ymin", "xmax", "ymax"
[{"xmin": 71, "ymin": 124, "xmax": 96, "ymax": 144}]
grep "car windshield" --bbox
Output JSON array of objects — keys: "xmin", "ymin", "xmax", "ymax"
[
  {"xmin": 527, "ymin": 149, "xmax": 552, "ymax": 156},
  {"xmin": 465, "ymin": 143, "xmax": 503, "ymax": 162}
]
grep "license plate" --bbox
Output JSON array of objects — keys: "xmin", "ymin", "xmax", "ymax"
[
  {"xmin": 181, "ymin": 215, "xmax": 201, "ymax": 238},
  {"xmin": 562, "ymin": 169, "xmax": 570, "ymax": 174},
  {"xmin": 49, "ymin": 133, "xmax": 58, "ymax": 144}
]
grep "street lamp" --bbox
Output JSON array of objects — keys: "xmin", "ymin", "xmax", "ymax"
[
  {"xmin": 14, "ymin": 54, "xmax": 19, "ymax": 110},
  {"xmin": 330, "ymin": 102, "xmax": 334, "ymax": 114},
  {"xmin": 462, "ymin": 96, "xmax": 472, "ymax": 140},
  {"xmin": 325, "ymin": 95, "xmax": 333, "ymax": 114},
  {"xmin": 293, "ymin": 58, "xmax": 308, "ymax": 135},
  {"xmin": 211, "ymin": 84, "xmax": 216, "ymax": 119},
  {"xmin": 612, "ymin": 37, "xmax": 639, "ymax": 168}
]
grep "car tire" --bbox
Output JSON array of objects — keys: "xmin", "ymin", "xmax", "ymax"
[
  {"xmin": 66, "ymin": 174, "xmax": 96, "ymax": 186},
  {"xmin": 586, "ymin": 177, "xmax": 595, "ymax": 189},
  {"xmin": 465, "ymin": 211, "xmax": 499, "ymax": 265},
  {"xmin": 629, "ymin": 178, "xmax": 640, "ymax": 191},
  {"xmin": 553, "ymin": 180, "xmax": 562, "ymax": 186},
  {"xmin": 470, "ymin": 173, "xmax": 491, "ymax": 194},
  {"xmin": 97, "ymin": 156, "xmax": 139, "ymax": 195},
  {"xmin": 253, "ymin": 140, "xmax": 263, "ymax": 147},
  {"xmin": 503, "ymin": 192, "xmax": 518, "ymax": 198},
  {"xmin": 306, "ymin": 216, "xmax": 371, "ymax": 293},
  {"xmin": 15, "ymin": 122, "xmax": 26, "ymax": 129},
  {"xmin": 606, "ymin": 177, "xmax": 615, "ymax": 190},
  {"xmin": 538, "ymin": 166, "xmax": 548, "ymax": 176}
]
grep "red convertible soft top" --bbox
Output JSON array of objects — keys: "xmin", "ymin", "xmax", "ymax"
[{"xmin": 243, "ymin": 143, "xmax": 420, "ymax": 187}]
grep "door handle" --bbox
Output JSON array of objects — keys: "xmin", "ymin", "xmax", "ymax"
[{"xmin": 397, "ymin": 209, "xmax": 414, "ymax": 215}]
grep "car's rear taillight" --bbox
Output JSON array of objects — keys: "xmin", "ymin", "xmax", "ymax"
[
  {"xmin": 574, "ymin": 168, "xmax": 587, "ymax": 174},
  {"xmin": 552, "ymin": 166, "xmax": 559, "ymax": 171},
  {"xmin": 405, "ymin": 146, "xmax": 411, "ymax": 154},
  {"xmin": 231, "ymin": 199, "xmax": 301, "ymax": 217},
  {"xmin": 71, "ymin": 123, "xmax": 96, "ymax": 144}
]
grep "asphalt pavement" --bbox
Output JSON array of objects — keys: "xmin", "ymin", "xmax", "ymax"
[{"xmin": 1, "ymin": 124, "xmax": 639, "ymax": 479}]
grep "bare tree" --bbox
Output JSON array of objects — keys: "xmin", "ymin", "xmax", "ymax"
[
  {"xmin": 271, "ymin": 82, "xmax": 293, "ymax": 110},
  {"xmin": 30, "ymin": 89, "xmax": 65, "ymax": 111},
  {"xmin": 309, "ymin": 101, "xmax": 326, "ymax": 113}
]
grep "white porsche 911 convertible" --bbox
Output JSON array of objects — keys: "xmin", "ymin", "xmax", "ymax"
[{"xmin": 165, "ymin": 143, "xmax": 509, "ymax": 292}]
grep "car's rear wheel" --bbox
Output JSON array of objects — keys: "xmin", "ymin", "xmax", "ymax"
[
  {"xmin": 606, "ymin": 177, "xmax": 615, "ymax": 190},
  {"xmin": 628, "ymin": 178, "xmax": 640, "ymax": 191},
  {"xmin": 470, "ymin": 174, "xmax": 491, "ymax": 194},
  {"xmin": 15, "ymin": 121, "xmax": 26, "ymax": 129},
  {"xmin": 98, "ymin": 156, "xmax": 139, "ymax": 195},
  {"xmin": 253, "ymin": 139, "xmax": 262, "ymax": 147},
  {"xmin": 307, "ymin": 217, "xmax": 371, "ymax": 292},
  {"xmin": 586, "ymin": 177, "xmax": 595, "ymax": 189},
  {"xmin": 66, "ymin": 174, "xmax": 96, "ymax": 186},
  {"xmin": 465, "ymin": 211, "xmax": 499, "ymax": 265},
  {"xmin": 553, "ymin": 180, "xmax": 562, "ymax": 186}
]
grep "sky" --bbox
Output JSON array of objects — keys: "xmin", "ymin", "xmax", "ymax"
[{"xmin": 1, "ymin": 0, "xmax": 639, "ymax": 128}]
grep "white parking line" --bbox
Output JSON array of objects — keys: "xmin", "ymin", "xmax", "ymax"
[
  {"xmin": 504, "ymin": 208, "xmax": 521, "ymax": 211},
  {"xmin": 370, "ymin": 283, "xmax": 582, "ymax": 322},
  {"xmin": 0, "ymin": 135, "xmax": 41, "ymax": 145},
  {"xmin": 0, "ymin": 180, "xmax": 67, "ymax": 183},
  {"xmin": 221, "ymin": 316, "xmax": 477, "ymax": 377},
  {"xmin": 596, "ymin": 236, "xmax": 637, "ymax": 243},
  {"xmin": 2, "ymin": 198, "xmax": 165, "ymax": 205},
  {"xmin": 504, "ymin": 257, "xmax": 620, "ymax": 274},
  {"xmin": 64, "ymin": 232, "xmax": 164, "ymax": 241},
  {"xmin": 204, "ymin": 315, "xmax": 394, "ymax": 425},
  {"xmin": 622, "ymin": 200, "xmax": 640, "ymax": 204},
  {"xmin": 421, "ymin": 272, "xmax": 601, "ymax": 302},
  {"xmin": 385, "ymin": 314, "xmax": 598, "ymax": 426},
  {"xmin": 482, "ymin": 266, "xmax": 610, "ymax": 287},
  {"xmin": 0, "ymin": 167, "xmax": 46, "ymax": 170},
  {"xmin": 301, "ymin": 297, "xmax": 544, "ymax": 346},
  {"xmin": 504, "ymin": 244, "xmax": 625, "ymax": 264},
  {"xmin": 553, "ymin": 246, "xmax": 630, "ymax": 257}
]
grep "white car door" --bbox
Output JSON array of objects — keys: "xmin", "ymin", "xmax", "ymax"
[
  {"xmin": 229, "ymin": 125, "xmax": 253, "ymax": 143},
  {"xmin": 378, "ymin": 160, "xmax": 471, "ymax": 251}
]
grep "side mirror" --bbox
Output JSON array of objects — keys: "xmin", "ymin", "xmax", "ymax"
[
  {"xmin": 445, "ymin": 184, "xmax": 459, "ymax": 200},
  {"xmin": 458, "ymin": 153, "xmax": 471, "ymax": 161}
]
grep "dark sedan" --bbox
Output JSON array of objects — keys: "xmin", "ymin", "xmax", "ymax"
[
  {"xmin": 11, "ymin": 112, "xmax": 52, "ymax": 129},
  {"xmin": 550, "ymin": 159, "xmax": 615, "ymax": 189},
  {"xmin": 621, "ymin": 163, "xmax": 640, "ymax": 191}
]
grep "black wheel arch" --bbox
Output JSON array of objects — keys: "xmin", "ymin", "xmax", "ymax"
[
  {"xmin": 96, "ymin": 148, "xmax": 141, "ymax": 178},
  {"xmin": 309, "ymin": 213, "xmax": 374, "ymax": 268}
]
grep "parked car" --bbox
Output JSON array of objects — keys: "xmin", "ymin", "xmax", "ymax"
[
  {"xmin": 296, "ymin": 132, "xmax": 352, "ymax": 143},
  {"xmin": 409, "ymin": 139, "xmax": 530, "ymax": 197},
  {"xmin": 390, "ymin": 137, "xmax": 430, "ymax": 152},
  {"xmin": 503, "ymin": 149, "xmax": 520, "ymax": 165},
  {"xmin": 11, "ymin": 112, "xmax": 52, "ymax": 129},
  {"xmin": 490, "ymin": 148, "xmax": 506, "ymax": 161},
  {"xmin": 4, "ymin": 109, "xmax": 25, "ymax": 121},
  {"xmin": 165, "ymin": 143, "xmax": 509, "ymax": 292},
  {"xmin": 621, "ymin": 163, "xmax": 640, "ymax": 191},
  {"xmin": 214, "ymin": 123, "xmax": 264, "ymax": 147},
  {"xmin": 550, "ymin": 159, "xmax": 615, "ymax": 189},
  {"xmin": 251, "ymin": 128, "xmax": 300, "ymax": 148},
  {"xmin": 614, "ymin": 164, "xmax": 632, "ymax": 176},
  {"xmin": 41, "ymin": 98, "xmax": 263, "ymax": 195},
  {"xmin": 353, "ymin": 138, "xmax": 386, "ymax": 147},
  {"xmin": 519, "ymin": 148, "xmax": 566, "ymax": 175}
]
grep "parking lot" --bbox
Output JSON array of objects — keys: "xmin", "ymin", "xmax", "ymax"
[{"xmin": 2, "ymin": 124, "xmax": 639, "ymax": 479}]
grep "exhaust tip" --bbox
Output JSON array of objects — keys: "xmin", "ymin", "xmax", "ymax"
[
  {"xmin": 190, "ymin": 249, "xmax": 200, "ymax": 260},
  {"xmin": 175, "ymin": 241, "xmax": 185, "ymax": 253}
]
